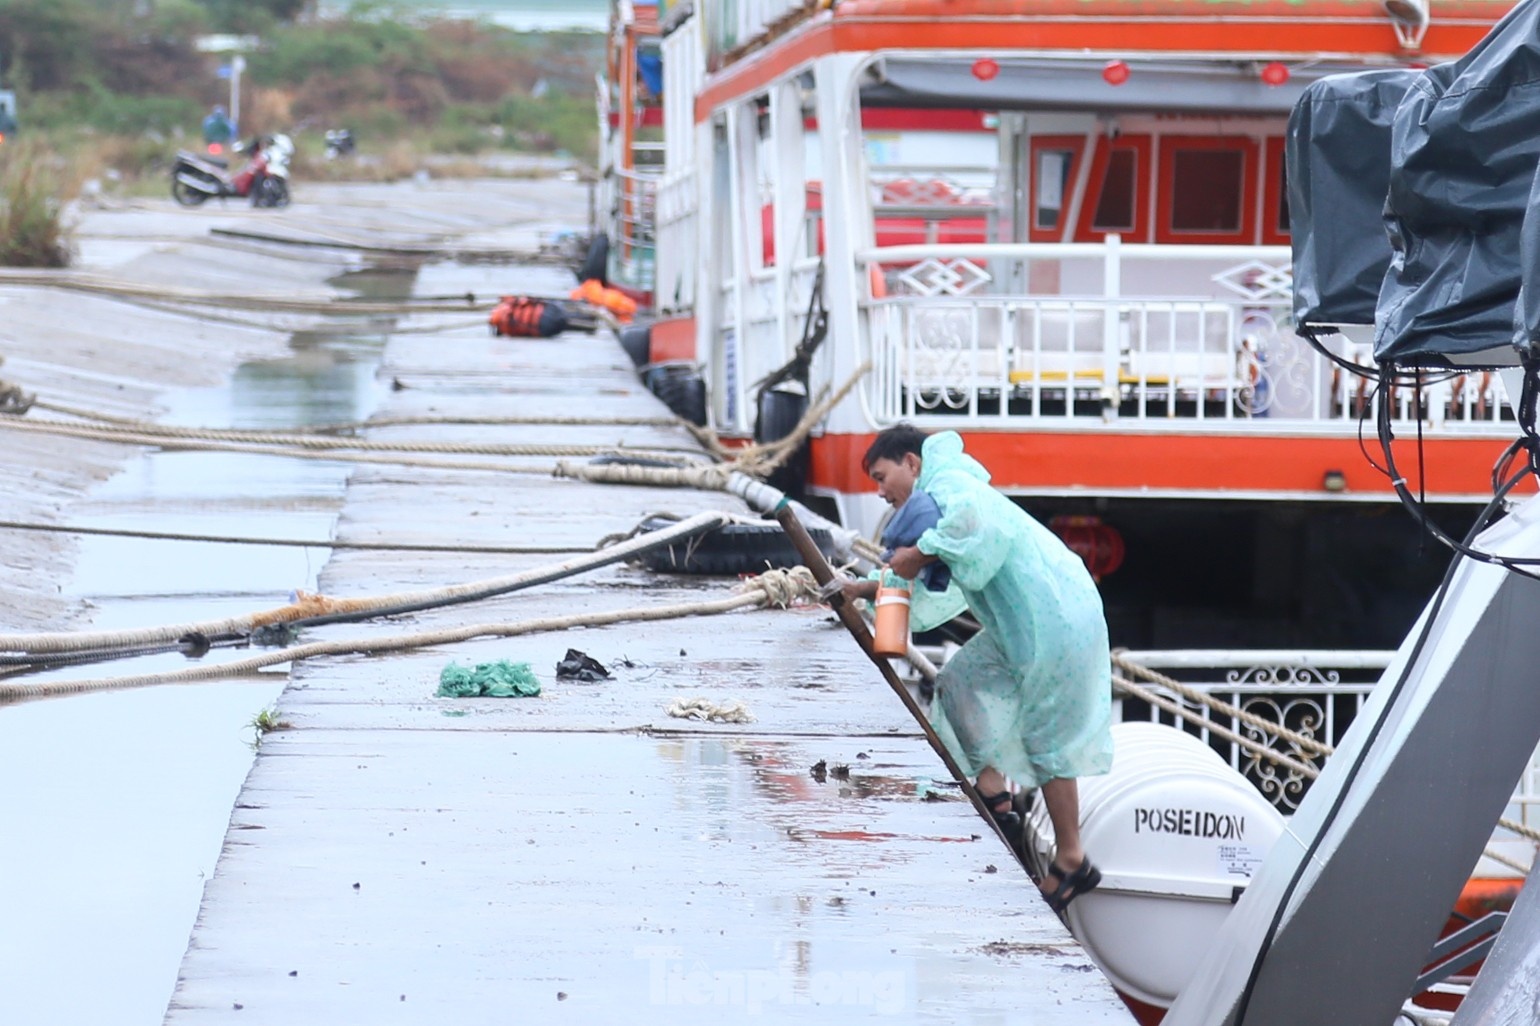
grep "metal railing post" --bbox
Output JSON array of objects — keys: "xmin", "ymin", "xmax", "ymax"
[{"xmin": 1102, "ymin": 234, "xmax": 1123, "ymax": 419}]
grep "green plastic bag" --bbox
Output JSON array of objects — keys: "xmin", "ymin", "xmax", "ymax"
[{"xmin": 436, "ymin": 660, "xmax": 541, "ymax": 698}]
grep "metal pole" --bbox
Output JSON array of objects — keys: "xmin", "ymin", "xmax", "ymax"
[
  {"xmin": 230, "ymin": 54, "xmax": 246, "ymax": 139},
  {"xmin": 772, "ymin": 499, "xmax": 1013, "ymax": 850}
]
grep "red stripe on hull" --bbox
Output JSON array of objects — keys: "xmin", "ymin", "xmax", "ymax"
[{"xmin": 809, "ymin": 431, "xmax": 1526, "ymax": 499}]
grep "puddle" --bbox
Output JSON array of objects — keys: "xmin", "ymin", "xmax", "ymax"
[{"xmin": 0, "ymin": 265, "xmax": 414, "ymax": 1026}]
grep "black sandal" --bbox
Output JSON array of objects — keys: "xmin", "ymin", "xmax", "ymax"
[
  {"xmin": 978, "ymin": 788, "xmax": 1021, "ymax": 838},
  {"xmin": 1042, "ymin": 856, "xmax": 1102, "ymax": 913}
]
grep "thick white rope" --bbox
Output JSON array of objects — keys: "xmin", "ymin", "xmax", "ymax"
[
  {"xmin": 0, "ymin": 414, "xmax": 696, "ymax": 461},
  {"xmin": 0, "ymin": 268, "xmax": 497, "ymax": 315},
  {"xmin": 0, "ymin": 511, "xmax": 733, "ymax": 656},
  {"xmin": 0, "ymin": 567, "xmax": 822, "ymax": 704}
]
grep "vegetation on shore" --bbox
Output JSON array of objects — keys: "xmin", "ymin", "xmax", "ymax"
[
  {"xmin": 0, "ymin": 141, "xmax": 72, "ymax": 267},
  {"xmin": 0, "ymin": 1, "xmax": 602, "ymax": 264}
]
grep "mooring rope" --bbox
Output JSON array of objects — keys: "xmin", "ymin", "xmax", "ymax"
[
  {"xmin": 1112, "ymin": 653, "xmax": 1332, "ymax": 757},
  {"xmin": 0, "ymin": 418, "xmax": 565, "ymax": 476},
  {"xmin": 0, "ymin": 511, "xmax": 732, "ymax": 658},
  {"xmin": 0, "ymin": 269, "xmax": 498, "ymax": 316},
  {"xmin": 0, "ymin": 518, "xmax": 591, "ymax": 554},
  {"xmin": 29, "ymin": 402, "xmax": 682, "ymax": 434},
  {"xmin": 0, "ymin": 567, "xmax": 821, "ymax": 704},
  {"xmin": 0, "ymin": 414, "xmax": 698, "ymax": 461}
]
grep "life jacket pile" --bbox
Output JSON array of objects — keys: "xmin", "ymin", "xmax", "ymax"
[
  {"xmin": 570, "ymin": 278, "xmax": 638, "ymax": 321},
  {"xmin": 489, "ymin": 296, "xmax": 570, "ymax": 338}
]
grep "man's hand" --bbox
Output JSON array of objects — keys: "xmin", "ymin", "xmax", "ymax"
[
  {"xmin": 887, "ymin": 545, "xmax": 937, "ymax": 581},
  {"xmin": 841, "ymin": 578, "xmax": 879, "ymax": 603}
]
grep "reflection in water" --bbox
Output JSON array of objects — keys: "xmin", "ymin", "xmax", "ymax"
[
  {"xmin": 229, "ymin": 343, "xmax": 381, "ymax": 429},
  {"xmin": 0, "ymin": 264, "xmax": 417, "ymax": 1026}
]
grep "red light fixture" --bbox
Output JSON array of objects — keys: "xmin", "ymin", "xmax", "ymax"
[
  {"xmin": 972, "ymin": 58, "xmax": 1000, "ymax": 82},
  {"xmin": 1049, "ymin": 516, "xmax": 1126, "ymax": 582},
  {"xmin": 1102, "ymin": 60, "xmax": 1131, "ymax": 86},
  {"xmin": 1260, "ymin": 61, "xmax": 1290, "ymax": 86}
]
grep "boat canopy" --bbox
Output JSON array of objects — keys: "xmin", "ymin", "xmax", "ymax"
[
  {"xmin": 1376, "ymin": 0, "xmax": 1540, "ymax": 366},
  {"xmin": 859, "ymin": 57, "xmax": 1361, "ymax": 117},
  {"xmin": 1287, "ymin": 69, "xmax": 1420, "ymax": 332}
]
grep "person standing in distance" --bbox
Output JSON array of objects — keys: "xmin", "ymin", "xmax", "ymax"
[
  {"xmin": 845, "ymin": 424, "xmax": 1114, "ymax": 911},
  {"xmin": 202, "ymin": 105, "xmax": 234, "ymax": 149}
]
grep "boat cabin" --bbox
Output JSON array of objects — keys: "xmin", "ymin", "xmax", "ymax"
[{"xmin": 602, "ymin": 0, "xmax": 1519, "ymax": 649}]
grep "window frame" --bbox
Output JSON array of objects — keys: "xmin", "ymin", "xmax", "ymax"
[
  {"xmin": 1027, "ymin": 134, "xmax": 1087, "ymax": 243},
  {"xmin": 1156, "ymin": 135, "xmax": 1259, "ymax": 245},
  {"xmin": 1074, "ymin": 134, "xmax": 1152, "ymax": 243},
  {"xmin": 1261, "ymin": 135, "xmax": 1291, "ymax": 245}
]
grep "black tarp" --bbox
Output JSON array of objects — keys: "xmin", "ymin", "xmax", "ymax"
[
  {"xmin": 1516, "ymin": 155, "xmax": 1540, "ymax": 358},
  {"xmin": 1287, "ymin": 69, "xmax": 1420, "ymax": 331},
  {"xmin": 1375, "ymin": 0, "xmax": 1540, "ymax": 366}
]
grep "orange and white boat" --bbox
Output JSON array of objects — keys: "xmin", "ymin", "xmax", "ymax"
[{"xmin": 599, "ymin": 0, "xmax": 1525, "ymax": 648}]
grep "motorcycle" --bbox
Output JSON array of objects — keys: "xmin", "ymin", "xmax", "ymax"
[{"xmin": 171, "ymin": 133, "xmax": 294, "ymax": 208}]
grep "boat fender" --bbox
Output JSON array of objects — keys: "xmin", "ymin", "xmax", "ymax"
[
  {"xmin": 753, "ymin": 384, "xmax": 810, "ymax": 496},
  {"xmin": 635, "ymin": 514, "xmax": 834, "ymax": 575},
  {"xmin": 644, "ymin": 362, "xmax": 708, "ymax": 426},
  {"xmin": 575, "ymin": 231, "xmax": 609, "ymax": 285},
  {"xmin": 618, "ymin": 322, "xmax": 652, "ymax": 366}
]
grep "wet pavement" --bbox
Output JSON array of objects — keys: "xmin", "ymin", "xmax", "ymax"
[
  {"xmin": 158, "ymin": 251, "xmax": 1130, "ymax": 1020},
  {"xmin": 0, "ymin": 179, "xmax": 1130, "ymax": 1025}
]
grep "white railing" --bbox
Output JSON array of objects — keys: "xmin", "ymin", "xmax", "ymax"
[
  {"xmin": 868, "ymin": 165, "xmax": 997, "ymax": 209},
  {"xmin": 655, "ymin": 169, "xmax": 698, "ymax": 314},
  {"xmin": 613, "ymin": 167, "xmax": 660, "ymax": 292},
  {"xmin": 718, "ymin": 256, "xmax": 822, "ymax": 432},
  {"xmin": 856, "ymin": 241, "xmax": 1516, "ymax": 432},
  {"xmin": 710, "ymin": 0, "xmax": 819, "ymax": 60},
  {"xmin": 1118, "ymin": 650, "xmax": 1540, "ymax": 851}
]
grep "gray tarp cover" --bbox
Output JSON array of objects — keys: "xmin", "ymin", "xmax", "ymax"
[
  {"xmin": 1517, "ymin": 147, "xmax": 1540, "ymax": 358},
  {"xmin": 1376, "ymin": 0, "xmax": 1540, "ymax": 365},
  {"xmin": 1287, "ymin": 69, "xmax": 1419, "ymax": 331}
]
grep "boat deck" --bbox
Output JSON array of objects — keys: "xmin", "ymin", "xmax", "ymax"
[{"xmin": 164, "ymin": 243, "xmax": 1132, "ymax": 1024}]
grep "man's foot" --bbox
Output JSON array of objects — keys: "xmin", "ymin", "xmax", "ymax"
[
  {"xmin": 1040, "ymin": 856, "xmax": 1101, "ymax": 913},
  {"xmin": 978, "ymin": 788, "xmax": 1021, "ymax": 840}
]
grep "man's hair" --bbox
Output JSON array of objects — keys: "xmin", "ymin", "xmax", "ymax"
[{"xmin": 863, "ymin": 423, "xmax": 927, "ymax": 471}]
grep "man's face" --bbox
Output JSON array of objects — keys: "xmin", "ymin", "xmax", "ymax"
[{"xmin": 868, "ymin": 453, "xmax": 920, "ymax": 508}]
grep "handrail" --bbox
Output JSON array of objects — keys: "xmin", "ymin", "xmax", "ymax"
[
  {"xmin": 1116, "ymin": 650, "xmax": 1396, "ymax": 670},
  {"xmin": 858, "ymin": 241, "xmax": 1293, "ymax": 264}
]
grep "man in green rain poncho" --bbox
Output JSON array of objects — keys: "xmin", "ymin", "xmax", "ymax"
[{"xmin": 842, "ymin": 424, "xmax": 1114, "ymax": 912}]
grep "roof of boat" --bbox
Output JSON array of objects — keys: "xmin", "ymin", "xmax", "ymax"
[
  {"xmin": 692, "ymin": 0, "xmax": 1514, "ymax": 117},
  {"xmin": 811, "ymin": 0, "xmax": 1509, "ymax": 55}
]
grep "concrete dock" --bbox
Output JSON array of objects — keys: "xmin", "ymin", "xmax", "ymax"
[{"xmin": 4, "ymin": 179, "xmax": 1131, "ymax": 1024}]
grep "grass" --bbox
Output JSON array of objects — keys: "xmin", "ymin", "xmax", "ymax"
[
  {"xmin": 0, "ymin": 141, "xmax": 73, "ymax": 267},
  {"xmin": 249, "ymin": 706, "xmax": 293, "ymax": 749}
]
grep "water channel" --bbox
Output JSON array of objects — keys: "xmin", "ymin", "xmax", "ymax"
[{"xmin": 0, "ymin": 266, "xmax": 413, "ymax": 1026}]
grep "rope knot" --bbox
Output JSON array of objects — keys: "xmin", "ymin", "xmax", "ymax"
[
  {"xmin": 0, "ymin": 379, "xmax": 36, "ymax": 416},
  {"xmin": 739, "ymin": 565, "xmax": 819, "ymax": 608}
]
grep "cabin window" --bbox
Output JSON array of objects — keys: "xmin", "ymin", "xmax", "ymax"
[
  {"xmin": 1073, "ymin": 135, "xmax": 1151, "ymax": 243},
  {"xmin": 1035, "ymin": 149, "xmax": 1074, "ymax": 231},
  {"xmin": 1027, "ymin": 135, "xmax": 1086, "ymax": 242},
  {"xmin": 1171, "ymin": 150, "xmax": 1244, "ymax": 232},
  {"xmin": 1156, "ymin": 136, "xmax": 1257, "ymax": 244},
  {"xmin": 1090, "ymin": 147, "xmax": 1138, "ymax": 232}
]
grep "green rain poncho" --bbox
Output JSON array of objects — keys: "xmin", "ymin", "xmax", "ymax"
[{"xmin": 904, "ymin": 431, "xmax": 1114, "ymax": 788}]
